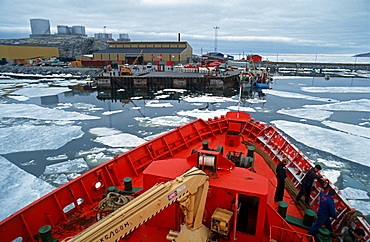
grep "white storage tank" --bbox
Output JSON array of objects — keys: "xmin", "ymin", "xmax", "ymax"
[
  {"xmin": 118, "ymin": 33, "xmax": 130, "ymax": 41},
  {"xmin": 72, "ymin": 26, "xmax": 85, "ymax": 35},
  {"xmin": 57, "ymin": 25, "xmax": 70, "ymax": 34},
  {"xmin": 30, "ymin": 19, "xmax": 51, "ymax": 35}
]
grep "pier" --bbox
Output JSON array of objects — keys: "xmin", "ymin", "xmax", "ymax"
[{"xmin": 96, "ymin": 70, "xmax": 240, "ymax": 91}]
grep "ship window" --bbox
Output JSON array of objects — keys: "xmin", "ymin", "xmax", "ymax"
[{"xmin": 236, "ymin": 194, "xmax": 259, "ymax": 235}]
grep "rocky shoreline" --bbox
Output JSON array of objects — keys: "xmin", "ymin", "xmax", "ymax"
[{"xmin": 0, "ymin": 65, "xmax": 103, "ymax": 79}]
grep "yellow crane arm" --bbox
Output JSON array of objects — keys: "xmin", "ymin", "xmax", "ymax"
[
  {"xmin": 68, "ymin": 167, "xmax": 209, "ymax": 242},
  {"xmin": 132, "ymin": 49, "xmax": 144, "ymax": 66}
]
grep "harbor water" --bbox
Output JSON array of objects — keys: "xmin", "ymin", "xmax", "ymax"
[{"xmin": 0, "ymin": 73, "xmax": 369, "ymax": 223}]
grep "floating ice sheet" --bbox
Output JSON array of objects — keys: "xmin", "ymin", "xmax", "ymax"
[
  {"xmin": 177, "ymin": 109, "xmax": 230, "ymax": 120},
  {"xmin": 145, "ymin": 100, "xmax": 173, "ymax": 107},
  {"xmin": 341, "ymin": 187, "xmax": 370, "ymax": 200},
  {"xmin": 227, "ymin": 106, "xmax": 255, "ymax": 112},
  {"xmin": 94, "ymin": 133, "xmax": 146, "ymax": 147},
  {"xmin": 322, "ymin": 169, "xmax": 341, "ymax": 185},
  {"xmin": 43, "ymin": 158, "xmax": 89, "ymax": 175},
  {"xmin": 0, "ymin": 103, "xmax": 100, "ymax": 120},
  {"xmin": 7, "ymin": 95, "xmax": 30, "ymax": 101},
  {"xmin": 0, "ymin": 155, "xmax": 55, "ymax": 221},
  {"xmin": 183, "ymin": 96, "xmax": 238, "ymax": 103},
  {"xmin": 316, "ymin": 158, "xmax": 345, "ymax": 168},
  {"xmin": 271, "ymin": 120, "xmax": 370, "ymax": 167},
  {"xmin": 11, "ymin": 87, "xmax": 71, "ymax": 98},
  {"xmin": 277, "ymin": 108, "xmax": 333, "ymax": 121},
  {"xmin": 322, "ymin": 121, "xmax": 370, "ymax": 139},
  {"xmin": 264, "ymin": 89, "xmax": 338, "ymax": 102},
  {"xmin": 0, "ymin": 125, "xmax": 83, "ymax": 154},
  {"xmin": 89, "ymin": 127, "xmax": 122, "ymax": 136},
  {"xmin": 102, "ymin": 110, "xmax": 124, "ymax": 115},
  {"xmin": 302, "ymin": 87, "xmax": 370, "ymax": 93},
  {"xmin": 347, "ymin": 200, "xmax": 370, "ymax": 216},
  {"xmin": 86, "ymin": 152, "xmax": 114, "ymax": 166},
  {"xmin": 304, "ymin": 99, "xmax": 370, "ymax": 112},
  {"xmin": 135, "ymin": 116, "xmax": 191, "ymax": 127}
]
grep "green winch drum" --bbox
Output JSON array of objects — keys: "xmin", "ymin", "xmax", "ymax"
[
  {"xmin": 303, "ymin": 209, "xmax": 317, "ymax": 227},
  {"xmin": 316, "ymin": 227, "xmax": 331, "ymax": 242},
  {"xmin": 277, "ymin": 201, "xmax": 288, "ymax": 218}
]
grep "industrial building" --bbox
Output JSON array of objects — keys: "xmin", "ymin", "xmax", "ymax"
[
  {"xmin": 0, "ymin": 43, "xmax": 59, "ymax": 64},
  {"xmin": 93, "ymin": 41, "xmax": 193, "ymax": 65}
]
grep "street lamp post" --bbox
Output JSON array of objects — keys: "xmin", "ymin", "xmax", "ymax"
[{"xmin": 213, "ymin": 26, "xmax": 220, "ymax": 52}]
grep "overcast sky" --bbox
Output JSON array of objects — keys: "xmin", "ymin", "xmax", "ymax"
[{"xmin": 1, "ymin": 0, "xmax": 369, "ymax": 55}]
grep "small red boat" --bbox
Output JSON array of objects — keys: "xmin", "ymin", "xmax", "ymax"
[{"xmin": 1, "ymin": 112, "xmax": 369, "ymax": 241}]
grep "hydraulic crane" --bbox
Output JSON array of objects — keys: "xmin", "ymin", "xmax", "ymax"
[{"xmin": 68, "ymin": 167, "xmax": 210, "ymax": 242}]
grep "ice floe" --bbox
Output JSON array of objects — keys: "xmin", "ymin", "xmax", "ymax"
[
  {"xmin": 0, "ymin": 155, "xmax": 55, "ymax": 221},
  {"xmin": 7, "ymin": 95, "xmax": 30, "ymax": 101},
  {"xmin": 183, "ymin": 96, "xmax": 238, "ymax": 103},
  {"xmin": 85, "ymin": 152, "xmax": 114, "ymax": 166},
  {"xmin": 227, "ymin": 106, "xmax": 256, "ymax": 112},
  {"xmin": 10, "ymin": 87, "xmax": 71, "ymax": 98},
  {"xmin": 43, "ymin": 158, "xmax": 89, "ymax": 175},
  {"xmin": 40, "ymin": 158, "xmax": 89, "ymax": 185},
  {"xmin": 89, "ymin": 127, "xmax": 122, "ymax": 136},
  {"xmin": 177, "ymin": 109, "xmax": 230, "ymax": 120},
  {"xmin": 322, "ymin": 121, "xmax": 370, "ymax": 139},
  {"xmin": 316, "ymin": 158, "xmax": 345, "ymax": 168},
  {"xmin": 145, "ymin": 100, "xmax": 173, "ymax": 108},
  {"xmin": 264, "ymin": 89, "xmax": 338, "ymax": 102},
  {"xmin": 46, "ymin": 154, "xmax": 69, "ymax": 161},
  {"xmin": 135, "ymin": 116, "xmax": 191, "ymax": 127},
  {"xmin": 304, "ymin": 99, "xmax": 370, "ymax": 112},
  {"xmin": 346, "ymin": 200, "xmax": 370, "ymax": 216},
  {"xmin": 0, "ymin": 103, "xmax": 100, "ymax": 120},
  {"xmin": 302, "ymin": 87, "xmax": 370, "ymax": 93},
  {"xmin": 322, "ymin": 169, "xmax": 341, "ymax": 185},
  {"xmin": 0, "ymin": 125, "xmax": 83, "ymax": 154},
  {"xmin": 277, "ymin": 108, "xmax": 333, "ymax": 121},
  {"xmin": 102, "ymin": 110, "xmax": 124, "ymax": 115},
  {"xmin": 94, "ymin": 133, "xmax": 146, "ymax": 147},
  {"xmin": 341, "ymin": 187, "xmax": 370, "ymax": 200},
  {"xmin": 271, "ymin": 120, "xmax": 370, "ymax": 167}
]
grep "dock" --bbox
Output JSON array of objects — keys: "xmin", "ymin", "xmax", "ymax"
[{"xmin": 96, "ymin": 69, "xmax": 241, "ymax": 91}]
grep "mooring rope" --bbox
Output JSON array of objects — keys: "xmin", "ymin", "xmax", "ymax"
[{"xmin": 97, "ymin": 192, "xmax": 134, "ymax": 212}]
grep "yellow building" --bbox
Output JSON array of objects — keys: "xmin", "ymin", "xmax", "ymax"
[
  {"xmin": 0, "ymin": 43, "xmax": 59, "ymax": 64},
  {"xmin": 93, "ymin": 41, "xmax": 192, "ymax": 64}
]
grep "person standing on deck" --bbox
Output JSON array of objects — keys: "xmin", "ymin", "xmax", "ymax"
[
  {"xmin": 308, "ymin": 188, "xmax": 337, "ymax": 236},
  {"xmin": 274, "ymin": 158, "xmax": 288, "ymax": 202},
  {"xmin": 295, "ymin": 164, "xmax": 328, "ymax": 204}
]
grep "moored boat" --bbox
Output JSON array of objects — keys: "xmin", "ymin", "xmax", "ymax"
[{"xmin": 1, "ymin": 111, "xmax": 369, "ymax": 241}]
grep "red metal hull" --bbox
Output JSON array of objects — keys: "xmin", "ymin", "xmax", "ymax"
[{"xmin": 1, "ymin": 112, "xmax": 369, "ymax": 241}]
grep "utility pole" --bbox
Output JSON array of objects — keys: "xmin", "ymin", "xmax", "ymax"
[{"xmin": 213, "ymin": 26, "xmax": 220, "ymax": 52}]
